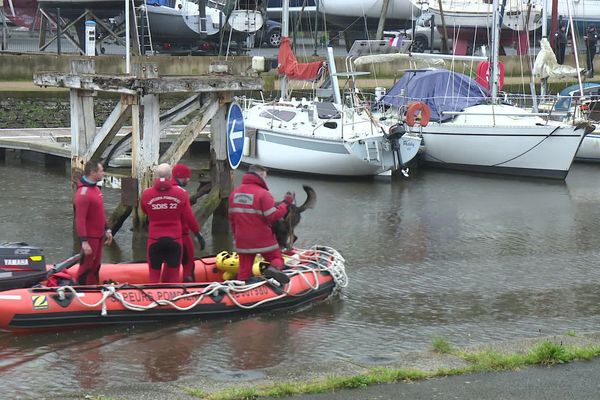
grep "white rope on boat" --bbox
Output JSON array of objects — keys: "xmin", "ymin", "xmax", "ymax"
[{"xmin": 51, "ymin": 245, "xmax": 347, "ymax": 316}]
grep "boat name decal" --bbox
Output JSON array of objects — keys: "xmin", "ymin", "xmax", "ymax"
[
  {"xmin": 4, "ymin": 259, "xmax": 29, "ymax": 266},
  {"xmin": 32, "ymin": 295, "xmax": 49, "ymax": 310},
  {"xmin": 232, "ymin": 286, "xmax": 270, "ymax": 299},
  {"xmin": 109, "ymin": 290, "xmax": 195, "ymax": 303}
]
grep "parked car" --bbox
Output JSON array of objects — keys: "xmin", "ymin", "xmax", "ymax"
[
  {"xmin": 256, "ymin": 19, "xmax": 282, "ymax": 48},
  {"xmin": 405, "ymin": 13, "xmax": 451, "ymax": 53}
]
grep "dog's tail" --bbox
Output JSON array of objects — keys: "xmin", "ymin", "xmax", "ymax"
[{"xmin": 297, "ymin": 185, "xmax": 317, "ymax": 213}]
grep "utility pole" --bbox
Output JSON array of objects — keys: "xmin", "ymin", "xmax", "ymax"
[
  {"xmin": 0, "ymin": 0, "xmax": 8, "ymax": 51},
  {"xmin": 375, "ymin": 0, "xmax": 391, "ymax": 40},
  {"xmin": 437, "ymin": 0, "xmax": 449, "ymax": 54}
]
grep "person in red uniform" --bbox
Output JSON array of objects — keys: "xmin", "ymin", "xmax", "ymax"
[
  {"xmin": 73, "ymin": 160, "xmax": 113, "ymax": 285},
  {"xmin": 141, "ymin": 163, "xmax": 201, "ymax": 283},
  {"xmin": 171, "ymin": 163, "xmax": 205, "ymax": 282},
  {"xmin": 228, "ymin": 164, "xmax": 294, "ymax": 285}
]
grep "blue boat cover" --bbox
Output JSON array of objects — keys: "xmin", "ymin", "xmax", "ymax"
[{"xmin": 380, "ymin": 69, "xmax": 489, "ymax": 122}]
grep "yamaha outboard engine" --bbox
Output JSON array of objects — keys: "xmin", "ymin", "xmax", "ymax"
[{"xmin": 0, "ymin": 243, "xmax": 46, "ymax": 279}]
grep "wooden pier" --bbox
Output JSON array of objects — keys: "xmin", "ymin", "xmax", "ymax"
[
  {"xmin": 0, "ymin": 127, "xmax": 210, "ymax": 160},
  {"xmin": 32, "ymin": 59, "xmax": 262, "ymax": 235}
]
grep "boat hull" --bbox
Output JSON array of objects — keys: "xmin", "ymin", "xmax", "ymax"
[
  {"xmin": 145, "ymin": 4, "xmax": 222, "ymax": 41},
  {"xmin": 414, "ymin": 104, "xmax": 586, "ymax": 179},
  {"xmin": 244, "ymin": 130, "xmax": 395, "ymax": 176},
  {"xmin": 420, "ymin": 124, "xmax": 584, "ymax": 179},
  {"xmin": 0, "ymin": 253, "xmax": 339, "ymax": 333},
  {"xmin": 242, "ymin": 100, "xmax": 402, "ymax": 176},
  {"xmin": 575, "ymin": 133, "xmax": 600, "ymax": 162},
  {"xmin": 426, "ymin": 0, "xmax": 543, "ymax": 31}
]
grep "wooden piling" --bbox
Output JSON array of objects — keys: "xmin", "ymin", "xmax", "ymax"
[{"xmin": 69, "ymin": 59, "xmax": 96, "ymax": 188}]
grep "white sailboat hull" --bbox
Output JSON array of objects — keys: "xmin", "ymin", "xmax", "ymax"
[
  {"xmin": 242, "ymin": 100, "xmax": 408, "ymax": 177},
  {"xmin": 575, "ymin": 133, "xmax": 600, "ymax": 162},
  {"xmin": 418, "ymin": 105, "xmax": 585, "ymax": 179},
  {"xmin": 425, "ymin": 0, "xmax": 543, "ymax": 31},
  {"xmin": 244, "ymin": 131, "xmax": 394, "ymax": 176}
]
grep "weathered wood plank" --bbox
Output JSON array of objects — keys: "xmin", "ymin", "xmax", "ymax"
[
  {"xmin": 0, "ymin": 139, "xmax": 69, "ymax": 158},
  {"xmin": 85, "ymin": 96, "xmax": 132, "ymax": 161},
  {"xmin": 35, "ymin": 74, "xmax": 138, "ymax": 95},
  {"xmin": 108, "ymin": 202, "xmax": 133, "ymax": 236},
  {"xmin": 159, "ymin": 94, "xmax": 201, "ymax": 131},
  {"xmin": 33, "ymin": 73, "xmax": 262, "ymax": 94},
  {"xmin": 194, "ymin": 185, "xmax": 221, "ymax": 227},
  {"xmin": 211, "ymin": 102, "xmax": 228, "ymax": 161},
  {"xmin": 134, "ymin": 63, "xmax": 161, "ymax": 192},
  {"xmin": 70, "ymin": 60, "xmax": 96, "ymax": 185},
  {"xmin": 140, "ymin": 77, "xmax": 262, "ymax": 93},
  {"xmin": 159, "ymin": 94, "xmax": 220, "ymax": 166}
]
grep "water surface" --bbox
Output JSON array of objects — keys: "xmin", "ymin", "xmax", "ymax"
[{"xmin": 2, "ymin": 158, "xmax": 600, "ymax": 398}]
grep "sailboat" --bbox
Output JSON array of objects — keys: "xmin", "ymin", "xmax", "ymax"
[
  {"xmin": 423, "ymin": 0, "xmax": 543, "ymax": 32},
  {"xmin": 241, "ymin": 0, "xmax": 421, "ymax": 177},
  {"xmin": 366, "ymin": 0, "xmax": 588, "ymax": 179},
  {"xmin": 144, "ymin": 0, "xmax": 265, "ymax": 53}
]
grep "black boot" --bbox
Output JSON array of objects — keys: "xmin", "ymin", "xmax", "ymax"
[{"xmin": 263, "ymin": 266, "xmax": 290, "ymax": 285}]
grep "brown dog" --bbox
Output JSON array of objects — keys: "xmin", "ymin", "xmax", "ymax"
[{"xmin": 273, "ymin": 185, "xmax": 316, "ymax": 250}]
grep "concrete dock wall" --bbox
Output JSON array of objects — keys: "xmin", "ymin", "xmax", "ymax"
[{"xmin": 0, "ymin": 52, "xmax": 562, "ymax": 80}]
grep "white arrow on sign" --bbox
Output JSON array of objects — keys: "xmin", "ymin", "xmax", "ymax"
[{"xmin": 229, "ymin": 118, "xmax": 244, "ymax": 152}]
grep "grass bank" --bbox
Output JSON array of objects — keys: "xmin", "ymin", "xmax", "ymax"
[{"xmin": 185, "ymin": 337, "xmax": 600, "ymax": 400}]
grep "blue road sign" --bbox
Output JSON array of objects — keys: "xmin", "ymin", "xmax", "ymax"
[{"xmin": 226, "ymin": 102, "xmax": 245, "ymax": 169}]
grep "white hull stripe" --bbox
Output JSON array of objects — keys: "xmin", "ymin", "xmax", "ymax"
[{"xmin": 0, "ymin": 295, "xmax": 22, "ymax": 300}]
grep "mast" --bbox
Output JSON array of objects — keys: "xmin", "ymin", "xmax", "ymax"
[
  {"xmin": 550, "ymin": 0, "xmax": 558, "ymax": 48},
  {"xmin": 280, "ymin": 0, "xmax": 290, "ymax": 100},
  {"xmin": 566, "ymin": 2, "xmax": 584, "ymax": 96},
  {"xmin": 125, "ymin": 0, "xmax": 130, "ymax": 74},
  {"xmin": 490, "ymin": 0, "xmax": 501, "ymax": 101}
]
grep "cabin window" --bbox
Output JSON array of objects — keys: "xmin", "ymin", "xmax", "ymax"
[{"xmin": 259, "ymin": 109, "xmax": 296, "ymax": 122}]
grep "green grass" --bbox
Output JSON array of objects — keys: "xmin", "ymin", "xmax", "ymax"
[
  {"xmin": 186, "ymin": 339, "xmax": 600, "ymax": 400},
  {"xmin": 432, "ymin": 336, "xmax": 454, "ymax": 354}
]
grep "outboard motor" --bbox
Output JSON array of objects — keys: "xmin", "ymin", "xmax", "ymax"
[
  {"xmin": 0, "ymin": 243, "xmax": 46, "ymax": 279},
  {"xmin": 385, "ymin": 124, "xmax": 422, "ymax": 177}
]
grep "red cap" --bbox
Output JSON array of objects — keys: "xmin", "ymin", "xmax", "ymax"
[{"xmin": 172, "ymin": 163, "xmax": 192, "ymax": 179}]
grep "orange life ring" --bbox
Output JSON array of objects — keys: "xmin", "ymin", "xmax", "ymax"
[{"xmin": 405, "ymin": 102, "xmax": 431, "ymax": 127}]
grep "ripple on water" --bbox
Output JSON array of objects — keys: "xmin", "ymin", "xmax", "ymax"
[{"xmin": 3, "ymin": 164, "xmax": 600, "ymax": 397}]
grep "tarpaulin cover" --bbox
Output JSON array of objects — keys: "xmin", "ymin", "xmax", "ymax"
[
  {"xmin": 381, "ymin": 69, "xmax": 489, "ymax": 122},
  {"xmin": 278, "ymin": 37, "xmax": 324, "ymax": 81}
]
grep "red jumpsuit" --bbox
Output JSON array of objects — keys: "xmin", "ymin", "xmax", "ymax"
[
  {"xmin": 140, "ymin": 178, "xmax": 197, "ymax": 283},
  {"xmin": 74, "ymin": 179, "xmax": 108, "ymax": 285},
  {"xmin": 172, "ymin": 178, "xmax": 201, "ymax": 282},
  {"xmin": 228, "ymin": 172, "xmax": 288, "ymax": 280}
]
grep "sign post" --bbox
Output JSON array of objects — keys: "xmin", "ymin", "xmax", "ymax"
[{"xmin": 226, "ymin": 102, "xmax": 245, "ymax": 169}]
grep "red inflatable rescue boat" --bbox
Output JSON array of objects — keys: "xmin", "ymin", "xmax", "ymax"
[{"xmin": 0, "ymin": 244, "xmax": 347, "ymax": 334}]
